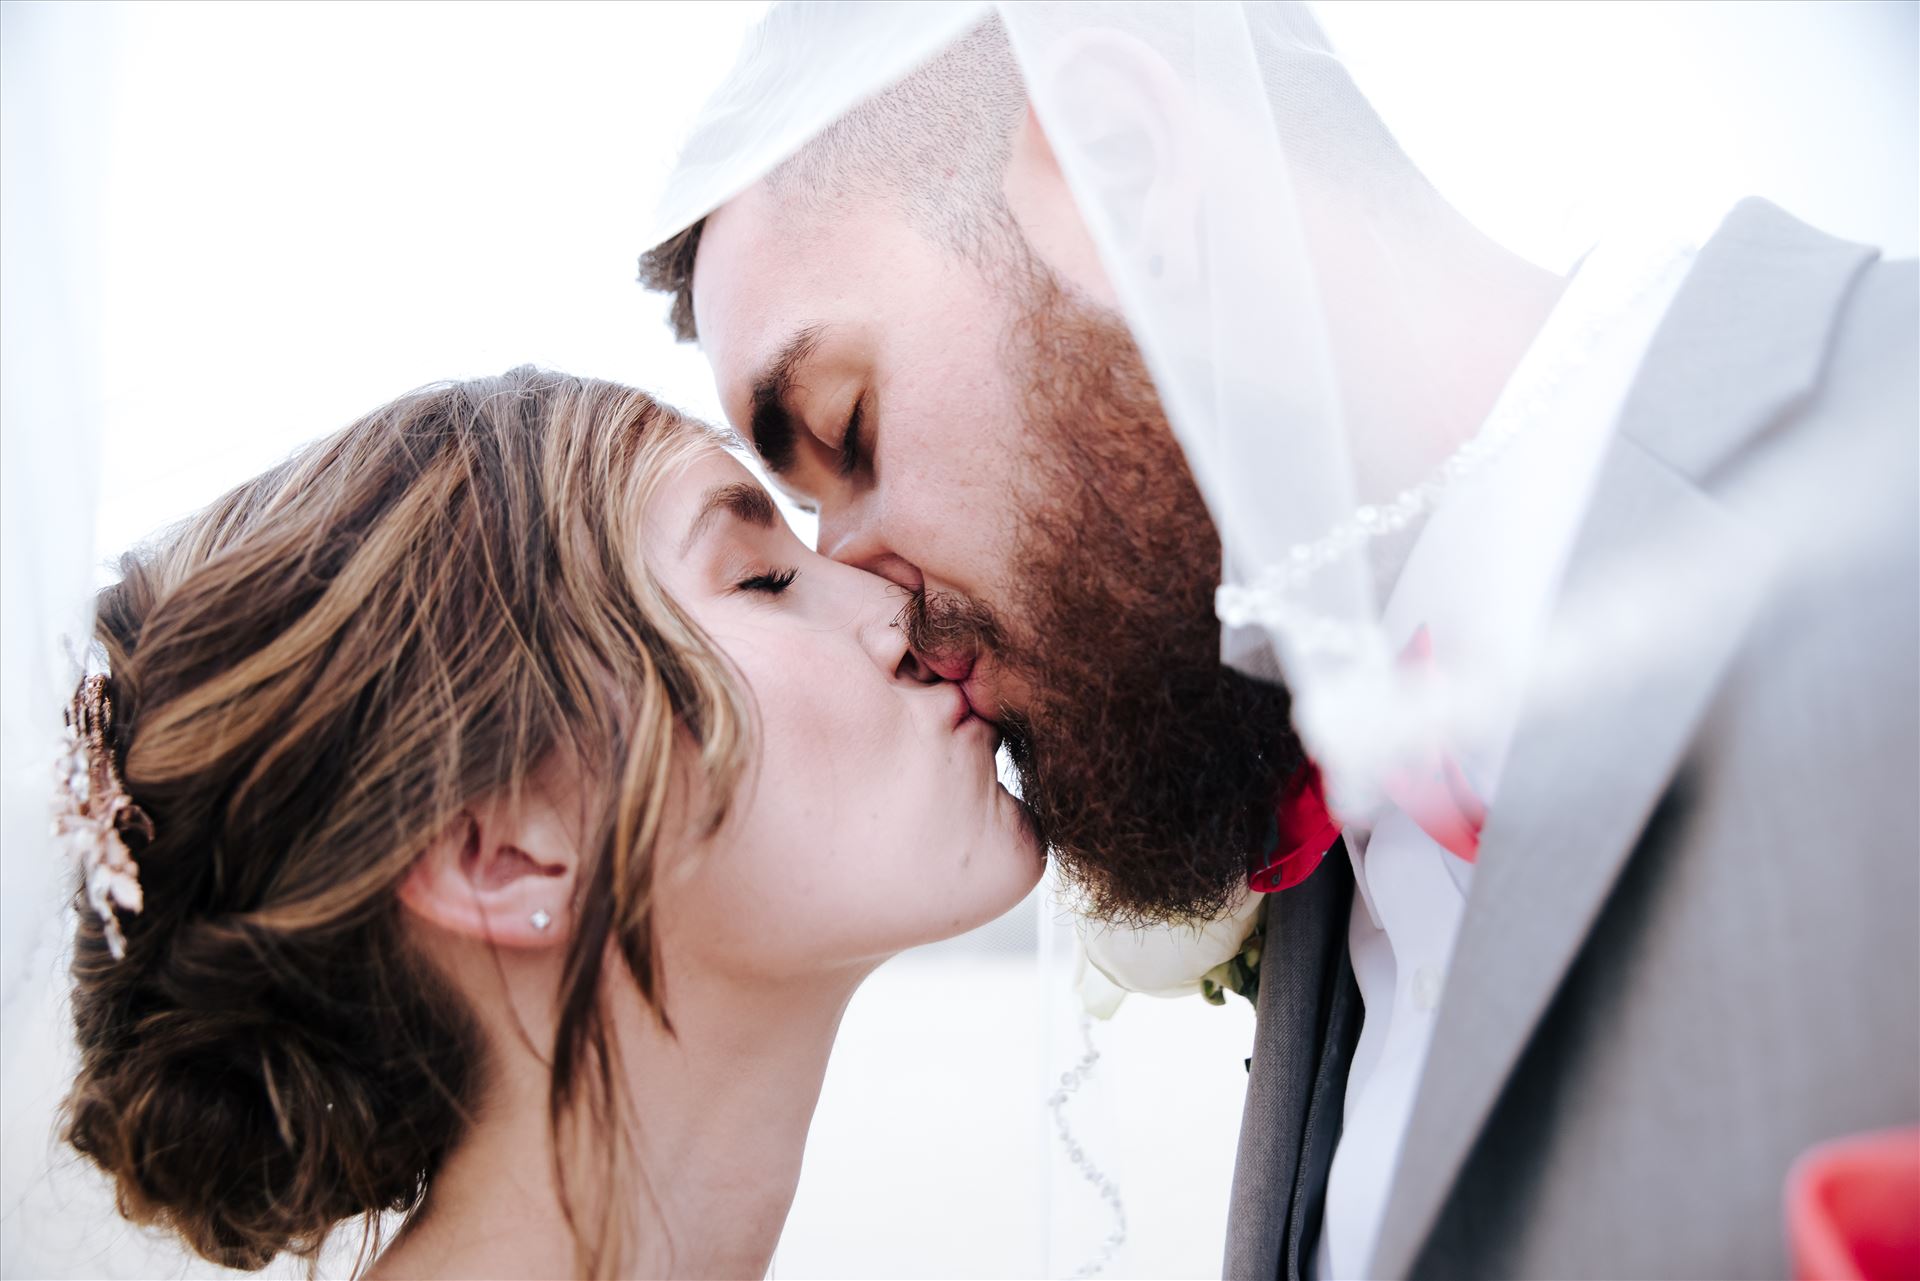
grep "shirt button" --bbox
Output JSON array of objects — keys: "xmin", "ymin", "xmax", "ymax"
[{"xmin": 1412, "ymin": 965, "xmax": 1444, "ymax": 1013}]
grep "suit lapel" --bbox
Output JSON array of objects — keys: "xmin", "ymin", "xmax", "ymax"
[
  {"xmin": 1365, "ymin": 199, "xmax": 1877, "ymax": 1280},
  {"xmin": 1226, "ymin": 847, "xmax": 1356, "ymax": 1281},
  {"xmin": 1366, "ymin": 441, "xmax": 1769, "ymax": 1280}
]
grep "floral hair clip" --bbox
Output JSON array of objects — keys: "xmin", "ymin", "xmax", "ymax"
[{"xmin": 54, "ymin": 674, "xmax": 154, "ymax": 960}]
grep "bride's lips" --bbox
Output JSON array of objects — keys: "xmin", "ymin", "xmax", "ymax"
[
  {"xmin": 945, "ymin": 681, "xmax": 1001, "ymax": 739},
  {"xmin": 922, "ymin": 651, "xmax": 997, "ymax": 728},
  {"xmin": 946, "ymin": 683, "xmax": 976, "ymax": 731}
]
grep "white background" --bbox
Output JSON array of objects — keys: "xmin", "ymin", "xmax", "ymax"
[{"xmin": 3, "ymin": 2, "xmax": 1914, "ymax": 1278}]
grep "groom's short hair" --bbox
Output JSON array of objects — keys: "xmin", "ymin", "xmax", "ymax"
[{"xmin": 640, "ymin": 16, "xmax": 1027, "ymax": 343}]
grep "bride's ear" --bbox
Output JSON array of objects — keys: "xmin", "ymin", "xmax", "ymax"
[{"xmin": 398, "ymin": 791, "xmax": 578, "ymax": 948}]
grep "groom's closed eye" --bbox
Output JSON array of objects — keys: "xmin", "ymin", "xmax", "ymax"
[
  {"xmin": 833, "ymin": 394, "xmax": 870, "ymax": 480},
  {"xmin": 748, "ymin": 324, "xmax": 827, "ymax": 476}
]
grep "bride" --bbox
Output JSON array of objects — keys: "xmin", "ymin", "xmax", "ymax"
[{"xmin": 55, "ymin": 364, "xmax": 1042, "ymax": 1279}]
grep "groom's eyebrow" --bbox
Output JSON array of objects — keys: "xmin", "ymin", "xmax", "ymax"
[{"xmin": 747, "ymin": 324, "xmax": 824, "ymax": 476}]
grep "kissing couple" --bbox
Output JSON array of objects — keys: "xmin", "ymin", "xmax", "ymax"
[{"xmin": 52, "ymin": 5, "xmax": 1917, "ymax": 1280}]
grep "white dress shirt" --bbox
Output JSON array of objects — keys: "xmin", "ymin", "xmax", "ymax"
[{"xmin": 1315, "ymin": 223, "xmax": 1707, "ymax": 1281}]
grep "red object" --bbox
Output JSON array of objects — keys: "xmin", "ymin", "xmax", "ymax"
[
  {"xmin": 1787, "ymin": 1126, "xmax": 1920, "ymax": 1281},
  {"xmin": 1248, "ymin": 761, "xmax": 1341, "ymax": 893},
  {"xmin": 1380, "ymin": 739, "xmax": 1487, "ymax": 862},
  {"xmin": 1380, "ymin": 625, "xmax": 1487, "ymax": 862},
  {"xmin": 1248, "ymin": 626, "xmax": 1490, "ymax": 893}
]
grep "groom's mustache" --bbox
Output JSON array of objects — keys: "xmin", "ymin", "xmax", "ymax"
[
  {"xmin": 893, "ymin": 585, "xmax": 1004, "ymax": 688},
  {"xmin": 894, "ymin": 585, "xmax": 1002, "ymax": 658},
  {"xmin": 893, "ymin": 585, "xmax": 1038, "ymax": 756}
]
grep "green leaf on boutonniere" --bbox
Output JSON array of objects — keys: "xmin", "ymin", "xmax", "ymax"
[{"xmin": 1200, "ymin": 919, "xmax": 1264, "ymax": 1007}]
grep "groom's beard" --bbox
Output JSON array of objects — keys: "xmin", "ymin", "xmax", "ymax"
[{"xmin": 904, "ymin": 272, "xmax": 1307, "ymax": 926}]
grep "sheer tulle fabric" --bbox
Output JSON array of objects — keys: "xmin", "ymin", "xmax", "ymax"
[{"xmin": 647, "ymin": 1, "xmax": 1532, "ymax": 819}]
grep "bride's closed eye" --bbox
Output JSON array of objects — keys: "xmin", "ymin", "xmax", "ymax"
[{"xmin": 735, "ymin": 567, "xmax": 799, "ymax": 596}]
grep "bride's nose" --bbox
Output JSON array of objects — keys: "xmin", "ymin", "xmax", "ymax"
[{"xmin": 844, "ymin": 566, "xmax": 941, "ymax": 687}]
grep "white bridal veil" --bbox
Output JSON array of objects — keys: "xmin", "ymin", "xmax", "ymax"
[
  {"xmin": 641, "ymin": 5, "xmax": 1630, "ymax": 1273},
  {"xmin": 646, "ymin": 0, "xmax": 1722, "ymax": 832},
  {"xmin": 650, "ymin": 0, "xmax": 1463, "ymax": 816},
  {"xmin": 647, "ymin": 1, "xmax": 1915, "ymax": 1270}
]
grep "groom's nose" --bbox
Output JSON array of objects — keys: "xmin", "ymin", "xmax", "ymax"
[{"xmin": 818, "ymin": 505, "xmax": 920, "ymax": 591}]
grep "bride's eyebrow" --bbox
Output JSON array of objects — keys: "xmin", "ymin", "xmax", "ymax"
[
  {"xmin": 680, "ymin": 480, "xmax": 779, "ymax": 556},
  {"xmin": 747, "ymin": 323, "xmax": 825, "ymax": 475}
]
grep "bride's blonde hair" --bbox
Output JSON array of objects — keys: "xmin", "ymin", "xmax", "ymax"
[{"xmin": 61, "ymin": 366, "xmax": 750, "ymax": 1277}]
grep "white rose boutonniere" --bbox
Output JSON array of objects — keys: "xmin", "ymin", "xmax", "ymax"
[
  {"xmin": 1070, "ymin": 758, "xmax": 1344, "ymax": 1017},
  {"xmin": 1074, "ymin": 886, "xmax": 1268, "ymax": 1018}
]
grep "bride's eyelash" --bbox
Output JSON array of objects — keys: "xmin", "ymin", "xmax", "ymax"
[{"xmin": 735, "ymin": 567, "xmax": 799, "ymax": 595}]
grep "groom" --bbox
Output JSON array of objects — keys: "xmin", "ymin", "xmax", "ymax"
[{"xmin": 643, "ymin": 11, "xmax": 1919, "ymax": 1279}]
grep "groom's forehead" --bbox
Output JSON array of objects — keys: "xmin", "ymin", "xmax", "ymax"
[
  {"xmin": 693, "ymin": 187, "xmax": 815, "ymax": 430},
  {"xmin": 692, "ymin": 182, "xmax": 917, "ymax": 424}
]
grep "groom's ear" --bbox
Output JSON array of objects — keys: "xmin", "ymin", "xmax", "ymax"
[
  {"xmin": 1006, "ymin": 104, "xmax": 1122, "ymax": 304},
  {"xmin": 398, "ymin": 788, "xmax": 579, "ymax": 948},
  {"xmin": 1017, "ymin": 101, "xmax": 1067, "ymax": 181},
  {"xmin": 1010, "ymin": 30, "xmax": 1202, "ymax": 289}
]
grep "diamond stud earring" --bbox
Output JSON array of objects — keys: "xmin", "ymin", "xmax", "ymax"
[{"xmin": 529, "ymin": 909, "xmax": 552, "ymax": 932}]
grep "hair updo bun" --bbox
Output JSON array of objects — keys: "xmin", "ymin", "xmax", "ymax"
[
  {"xmin": 59, "ymin": 368, "xmax": 753, "ymax": 1273},
  {"xmin": 63, "ymin": 905, "xmax": 471, "ymax": 1269}
]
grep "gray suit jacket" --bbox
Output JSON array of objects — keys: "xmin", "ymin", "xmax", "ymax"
[{"xmin": 1225, "ymin": 199, "xmax": 1920, "ymax": 1281}]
